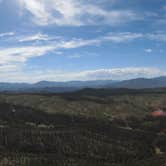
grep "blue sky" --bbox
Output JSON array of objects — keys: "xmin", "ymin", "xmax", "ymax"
[{"xmin": 0, "ymin": 0, "xmax": 166, "ymax": 82}]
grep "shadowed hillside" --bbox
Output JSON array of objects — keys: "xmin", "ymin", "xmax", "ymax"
[{"xmin": 1, "ymin": 88, "xmax": 166, "ymax": 119}]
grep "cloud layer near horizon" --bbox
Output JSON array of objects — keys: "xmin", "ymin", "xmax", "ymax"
[{"xmin": 0, "ymin": 67, "xmax": 165, "ymax": 83}]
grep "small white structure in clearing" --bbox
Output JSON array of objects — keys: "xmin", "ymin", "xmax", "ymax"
[{"xmin": 12, "ymin": 108, "xmax": 16, "ymax": 113}]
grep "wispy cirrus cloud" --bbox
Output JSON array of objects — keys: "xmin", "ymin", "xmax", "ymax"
[
  {"xmin": 1, "ymin": 30, "xmax": 166, "ymax": 80},
  {"xmin": 16, "ymin": 31, "xmax": 166, "ymax": 47},
  {"xmin": 18, "ymin": 33, "xmax": 50, "ymax": 42},
  {"xmin": 0, "ymin": 45, "xmax": 55, "ymax": 64},
  {"xmin": 104, "ymin": 32, "xmax": 143, "ymax": 43},
  {"xmin": 0, "ymin": 38, "xmax": 99, "ymax": 65},
  {"xmin": 0, "ymin": 31, "xmax": 144, "ymax": 64},
  {"xmin": 147, "ymin": 33, "xmax": 166, "ymax": 42},
  {"xmin": 15, "ymin": 0, "xmax": 141, "ymax": 26},
  {"xmin": 0, "ymin": 30, "xmax": 165, "ymax": 82},
  {"xmin": 0, "ymin": 32, "xmax": 15, "ymax": 38}
]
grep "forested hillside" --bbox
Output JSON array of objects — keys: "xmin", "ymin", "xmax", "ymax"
[{"xmin": 0, "ymin": 89, "xmax": 165, "ymax": 165}]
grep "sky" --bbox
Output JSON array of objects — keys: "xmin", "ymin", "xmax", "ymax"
[{"xmin": 0, "ymin": 0, "xmax": 166, "ymax": 82}]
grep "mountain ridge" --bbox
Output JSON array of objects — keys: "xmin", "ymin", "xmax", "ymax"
[{"xmin": 0, "ymin": 76, "xmax": 166, "ymax": 92}]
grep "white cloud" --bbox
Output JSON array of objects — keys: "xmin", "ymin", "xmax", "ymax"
[
  {"xmin": 0, "ymin": 39, "xmax": 96, "ymax": 65},
  {"xmin": 0, "ymin": 31, "xmax": 147, "ymax": 69},
  {"xmin": 0, "ymin": 38, "xmax": 100, "ymax": 68},
  {"xmin": 147, "ymin": 33, "xmax": 166, "ymax": 42},
  {"xmin": 67, "ymin": 52, "xmax": 99, "ymax": 59},
  {"xmin": 16, "ymin": 0, "xmax": 141, "ymax": 26},
  {"xmin": 78, "ymin": 68, "xmax": 163, "ymax": 80},
  {"xmin": 104, "ymin": 32, "xmax": 143, "ymax": 43},
  {"xmin": 0, "ymin": 31, "xmax": 165, "ymax": 82},
  {"xmin": 144, "ymin": 48, "xmax": 153, "ymax": 53},
  {"xmin": 17, "ymin": 0, "xmax": 52, "ymax": 25},
  {"xmin": 0, "ymin": 45, "xmax": 55, "ymax": 64},
  {"xmin": 67, "ymin": 54, "xmax": 84, "ymax": 59},
  {"xmin": 0, "ymin": 67, "xmax": 164, "ymax": 83},
  {"xmin": 0, "ymin": 32, "xmax": 15, "ymax": 38},
  {"xmin": 19, "ymin": 33, "xmax": 50, "ymax": 42},
  {"xmin": 0, "ymin": 64, "xmax": 19, "ymax": 72}
]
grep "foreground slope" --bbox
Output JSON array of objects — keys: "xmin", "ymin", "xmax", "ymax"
[{"xmin": 0, "ymin": 88, "xmax": 165, "ymax": 165}]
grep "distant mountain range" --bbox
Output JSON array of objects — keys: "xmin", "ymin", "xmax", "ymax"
[
  {"xmin": 0, "ymin": 80, "xmax": 116, "ymax": 93},
  {"xmin": 0, "ymin": 76, "xmax": 166, "ymax": 93},
  {"xmin": 111, "ymin": 76, "xmax": 166, "ymax": 89}
]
